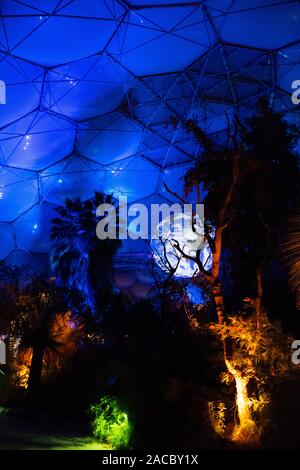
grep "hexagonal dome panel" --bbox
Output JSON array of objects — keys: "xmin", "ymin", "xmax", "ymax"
[
  {"xmin": 108, "ymin": 6, "xmax": 215, "ymax": 75},
  {"xmin": 40, "ymin": 155, "xmax": 105, "ymax": 205},
  {"xmin": 1, "ymin": 0, "xmax": 124, "ymax": 65},
  {"xmin": 0, "ymin": 167, "xmax": 38, "ymax": 222},
  {"xmin": 13, "ymin": 201, "xmax": 57, "ymax": 252},
  {"xmin": 105, "ymin": 156, "xmax": 159, "ymax": 202},
  {"xmin": 78, "ymin": 113, "xmax": 142, "ymax": 165},
  {"xmin": 0, "ymin": 53, "xmax": 43, "ymax": 127},
  {"xmin": 43, "ymin": 56, "xmax": 132, "ymax": 120},
  {"xmin": 0, "ymin": 111, "xmax": 75, "ymax": 170}
]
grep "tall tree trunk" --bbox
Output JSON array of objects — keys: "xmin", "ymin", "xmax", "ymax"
[
  {"xmin": 213, "ymin": 277, "xmax": 257, "ymax": 441},
  {"xmin": 225, "ymin": 359, "xmax": 256, "ymax": 443},
  {"xmin": 211, "ymin": 228, "xmax": 232, "ymax": 359},
  {"xmin": 255, "ymin": 268, "xmax": 263, "ymax": 329},
  {"xmin": 212, "ymin": 280, "xmax": 232, "ymax": 360},
  {"xmin": 211, "ymin": 228, "xmax": 256, "ymax": 442},
  {"xmin": 27, "ymin": 344, "xmax": 44, "ymax": 394}
]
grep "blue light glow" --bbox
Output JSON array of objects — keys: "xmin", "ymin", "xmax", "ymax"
[{"xmin": 0, "ymin": 1, "xmax": 299, "ymax": 262}]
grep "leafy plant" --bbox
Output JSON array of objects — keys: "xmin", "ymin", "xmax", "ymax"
[{"xmin": 90, "ymin": 396, "xmax": 132, "ymax": 449}]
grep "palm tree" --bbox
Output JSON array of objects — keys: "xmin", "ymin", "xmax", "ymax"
[
  {"xmin": 50, "ymin": 192, "xmax": 121, "ymax": 313},
  {"xmin": 14, "ymin": 277, "xmax": 83, "ymax": 394}
]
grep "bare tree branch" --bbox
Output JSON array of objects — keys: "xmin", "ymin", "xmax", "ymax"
[{"xmin": 163, "ymin": 182, "xmax": 188, "ymax": 205}]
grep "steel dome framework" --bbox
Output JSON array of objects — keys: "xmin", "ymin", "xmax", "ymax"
[{"xmin": 0, "ymin": 0, "xmax": 299, "ymax": 263}]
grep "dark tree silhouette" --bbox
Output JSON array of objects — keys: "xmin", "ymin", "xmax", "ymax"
[
  {"xmin": 226, "ymin": 97, "xmax": 299, "ymax": 322},
  {"xmin": 50, "ymin": 192, "xmax": 121, "ymax": 313},
  {"xmin": 159, "ymin": 98, "xmax": 300, "ymax": 443},
  {"xmin": 184, "ymin": 97, "xmax": 299, "ymax": 325}
]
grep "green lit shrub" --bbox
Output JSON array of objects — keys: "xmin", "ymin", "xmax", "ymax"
[{"xmin": 90, "ymin": 396, "xmax": 132, "ymax": 449}]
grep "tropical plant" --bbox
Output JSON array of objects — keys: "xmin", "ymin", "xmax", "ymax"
[
  {"xmin": 13, "ymin": 277, "xmax": 83, "ymax": 393},
  {"xmin": 50, "ymin": 192, "xmax": 121, "ymax": 313}
]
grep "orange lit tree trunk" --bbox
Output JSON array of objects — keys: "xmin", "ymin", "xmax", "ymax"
[
  {"xmin": 209, "ymin": 196, "xmax": 256, "ymax": 442},
  {"xmin": 211, "ymin": 255, "xmax": 256, "ymax": 441}
]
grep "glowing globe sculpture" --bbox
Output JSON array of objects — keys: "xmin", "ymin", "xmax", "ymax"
[{"xmin": 151, "ymin": 213, "xmax": 212, "ymax": 279}]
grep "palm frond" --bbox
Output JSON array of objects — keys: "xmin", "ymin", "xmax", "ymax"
[{"xmin": 281, "ymin": 210, "xmax": 300, "ymax": 309}]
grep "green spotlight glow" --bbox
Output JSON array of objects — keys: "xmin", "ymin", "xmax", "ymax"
[{"xmin": 90, "ymin": 396, "xmax": 132, "ymax": 450}]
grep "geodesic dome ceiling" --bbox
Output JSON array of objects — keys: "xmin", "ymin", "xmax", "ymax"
[{"xmin": 0, "ymin": 0, "xmax": 300, "ymax": 263}]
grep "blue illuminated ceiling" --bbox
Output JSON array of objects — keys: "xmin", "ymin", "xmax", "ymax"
[{"xmin": 0, "ymin": 0, "xmax": 300, "ymax": 262}]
